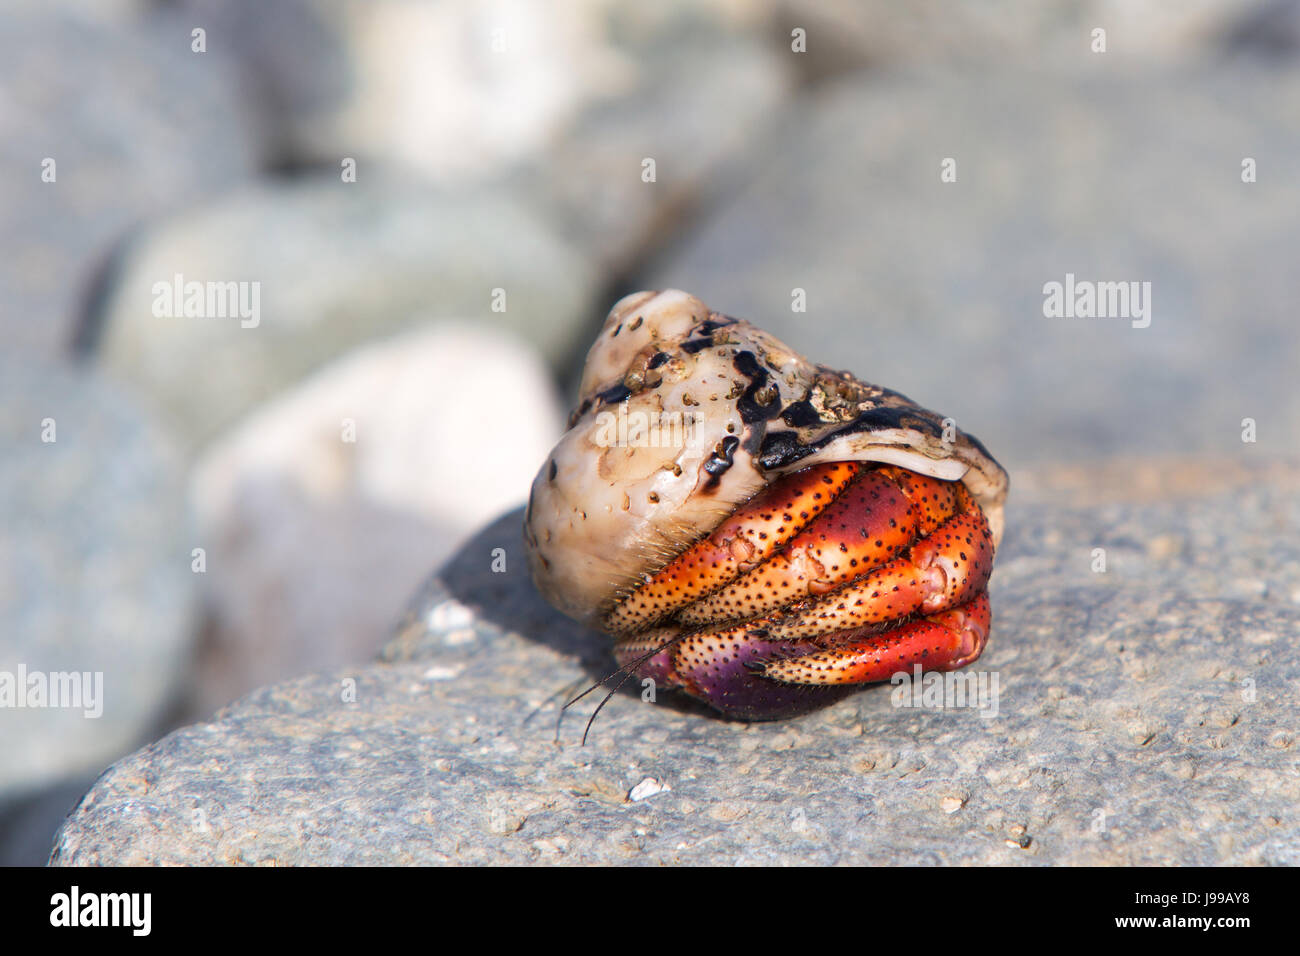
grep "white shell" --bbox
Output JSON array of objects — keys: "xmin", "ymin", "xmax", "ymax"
[{"xmin": 524, "ymin": 290, "xmax": 1008, "ymax": 626}]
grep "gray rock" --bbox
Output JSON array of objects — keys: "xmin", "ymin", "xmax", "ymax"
[
  {"xmin": 183, "ymin": 323, "xmax": 566, "ymax": 719},
  {"xmin": 0, "ymin": 6, "xmax": 258, "ymax": 357},
  {"xmin": 0, "ymin": 359, "xmax": 195, "ymax": 798},
  {"xmin": 1222, "ymin": 0, "xmax": 1300, "ymax": 60},
  {"xmin": 772, "ymin": 0, "xmax": 1258, "ymax": 81},
  {"xmin": 170, "ymin": 0, "xmax": 791, "ymax": 222},
  {"xmin": 644, "ymin": 66, "xmax": 1300, "ymax": 470},
  {"xmin": 0, "ymin": 774, "xmax": 101, "ymax": 867},
  {"xmin": 168, "ymin": 0, "xmax": 792, "ymax": 275},
  {"xmin": 50, "ymin": 463, "xmax": 1300, "ymax": 865},
  {"xmin": 999, "ymin": 459, "xmax": 1300, "ymax": 607},
  {"xmin": 517, "ymin": 15, "xmax": 793, "ymax": 274},
  {"xmin": 172, "ymin": 0, "xmax": 625, "ymax": 183},
  {"xmin": 95, "ymin": 175, "xmax": 599, "ymax": 450}
]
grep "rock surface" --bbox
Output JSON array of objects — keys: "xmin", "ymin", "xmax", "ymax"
[
  {"xmin": 50, "ymin": 460, "xmax": 1300, "ymax": 865},
  {"xmin": 0, "ymin": 359, "xmax": 195, "ymax": 798},
  {"xmin": 184, "ymin": 323, "xmax": 565, "ymax": 718}
]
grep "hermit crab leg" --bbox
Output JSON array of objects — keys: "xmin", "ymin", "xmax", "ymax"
[
  {"xmin": 610, "ymin": 626, "xmax": 685, "ymax": 687},
  {"xmin": 604, "ymin": 461, "xmax": 863, "ymax": 634},
  {"xmin": 758, "ymin": 592, "xmax": 991, "ymax": 686},
  {"xmin": 632, "ymin": 623, "xmax": 853, "ymax": 719},
  {"xmin": 676, "ymin": 468, "xmax": 922, "ymax": 626},
  {"xmin": 761, "ymin": 482, "xmax": 994, "ymax": 640}
]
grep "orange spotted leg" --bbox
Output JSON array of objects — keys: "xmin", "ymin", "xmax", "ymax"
[
  {"xmin": 608, "ymin": 465, "xmax": 997, "ymax": 720},
  {"xmin": 759, "ymin": 592, "xmax": 991, "ymax": 686}
]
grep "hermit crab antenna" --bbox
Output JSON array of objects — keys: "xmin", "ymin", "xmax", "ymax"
[{"xmin": 558, "ymin": 633, "xmax": 687, "ymax": 745}]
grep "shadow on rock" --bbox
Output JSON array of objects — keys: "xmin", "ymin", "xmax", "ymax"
[{"xmin": 387, "ymin": 505, "xmax": 726, "ymax": 724}]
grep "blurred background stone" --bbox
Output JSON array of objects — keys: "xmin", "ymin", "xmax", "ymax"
[
  {"xmin": 0, "ymin": 359, "xmax": 195, "ymax": 798},
  {"xmin": 0, "ymin": 775, "xmax": 100, "ymax": 868},
  {"xmin": 0, "ymin": 4, "xmax": 258, "ymax": 357},
  {"xmin": 514, "ymin": 6, "xmax": 793, "ymax": 275},
  {"xmin": 172, "ymin": 0, "xmax": 787, "ymax": 181},
  {"xmin": 770, "ymin": 0, "xmax": 1258, "ymax": 82},
  {"xmin": 643, "ymin": 65, "xmax": 1300, "ymax": 471},
  {"xmin": 163, "ymin": 0, "xmax": 796, "ymax": 322},
  {"xmin": 183, "ymin": 323, "xmax": 565, "ymax": 718},
  {"xmin": 94, "ymin": 176, "xmax": 598, "ymax": 451},
  {"xmin": 176, "ymin": 0, "xmax": 631, "ymax": 182}
]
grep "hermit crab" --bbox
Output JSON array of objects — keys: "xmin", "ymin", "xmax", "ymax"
[{"xmin": 524, "ymin": 290, "xmax": 1008, "ymax": 724}]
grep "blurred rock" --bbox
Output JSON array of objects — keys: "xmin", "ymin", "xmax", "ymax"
[
  {"xmin": 95, "ymin": 175, "xmax": 598, "ymax": 451},
  {"xmin": 7, "ymin": 1, "xmax": 147, "ymax": 19},
  {"xmin": 646, "ymin": 66, "xmax": 1300, "ymax": 471},
  {"xmin": 0, "ymin": 5, "xmax": 258, "ymax": 357},
  {"xmin": 175, "ymin": 0, "xmax": 629, "ymax": 181},
  {"xmin": 184, "ymin": 323, "xmax": 565, "ymax": 718},
  {"xmin": 518, "ymin": 7, "xmax": 793, "ymax": 274},
  {"xmin": 1222, "ymin": 0, "xmax": 1300, "ymax": 60},
  {"xmin": 773, "ymin": 0, "xmax": 1263, "ymax": 82},
  {"xmin": 171, "ymin": 0, "xmax": 792, "ymax": 275},
  {"xmin": 0, "ymin": 774, "xmax": 100, "ymax": 867},
  {"xmin": 172, "ymin": 0, "xmax": 787, "ymax": 181},
  {"xmin": 51, "ymin": 461, "xmax": 1300, "ymax": 865},
  {"xmin": 0, "ymin": 359, "xmax": 195, "ymax": 798}
]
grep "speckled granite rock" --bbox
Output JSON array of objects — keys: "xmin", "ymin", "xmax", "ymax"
[
  {"xmin": 0, "ymin": 359, "xmax": 195, "ymax": 798},
  {"xmin": 50, "ymin": 461, "xmax": 1300, "ymax": 865}
]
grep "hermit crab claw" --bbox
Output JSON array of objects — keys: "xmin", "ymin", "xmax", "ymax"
[{"xmin": 524, "ymin": 290, "xmax": 1008, "ymax": 722}]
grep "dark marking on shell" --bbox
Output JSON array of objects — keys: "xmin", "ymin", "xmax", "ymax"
[
  {"xmin": 757, "ymin": 405, "xmax": 945, "ymax": 471},
  {"xmin": 703, "ymin": 435, "xmax": 741, "ymax": 477},
  {"xmin": 695, "ymin": 317, "xmax": 733, "ymax": 337},
  {"xmin": 733, "ymin": 350, "xmax": 783, "ymax": 426},
  {"xmin": 568, "ymin": 397, "xmax": 593, "ymax": 427},
  {"xmin": 780, "ymin": 397, "xmax": 824, "ymax": 428},
  {"xmin": 596, "ymin": 382, "xmax": 633, "ymax": 405},
  {"xmin": 682, "ymin": 314, "xmax": 740, "ymax": 355}
]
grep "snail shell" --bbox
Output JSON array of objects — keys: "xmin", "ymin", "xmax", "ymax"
[{"xmin": 524, "ymin": 290, "xmax": 1007, "ymax": 632}]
